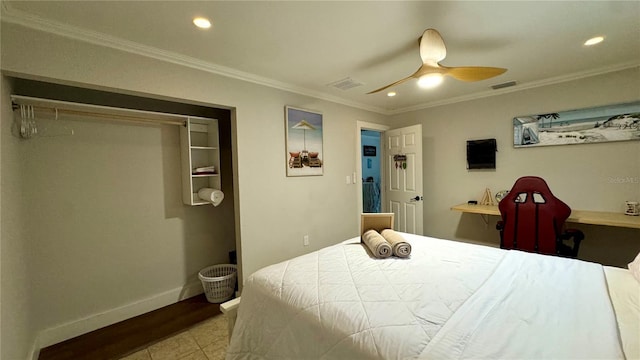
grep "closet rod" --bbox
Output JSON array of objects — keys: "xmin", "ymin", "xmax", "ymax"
[{"xmin": 10, "ymin": 95, "xmax": 189, "ymax": 127}]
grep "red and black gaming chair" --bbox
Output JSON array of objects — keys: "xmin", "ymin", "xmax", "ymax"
[{"xmin": 496, "ymin": 176, "xmax": 584, "ymax": 258}]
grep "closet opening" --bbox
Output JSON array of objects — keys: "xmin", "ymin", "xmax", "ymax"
[{"xmin": 8, "ymin": 78, "xmax": 239, "ymax": 340}]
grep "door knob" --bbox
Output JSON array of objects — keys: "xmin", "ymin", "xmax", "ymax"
[{"xmin": 410, "ymin": 196, "xmax": 423, "ymax": 202}]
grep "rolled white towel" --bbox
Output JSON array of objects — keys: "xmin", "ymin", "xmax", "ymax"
[
  {"xmin": 198, "ymin": 188, "xmax": 224, "ymax": 206},
  {"xmin": 381, "ymin": 229, "xmax": 411, "ymax": 258},
  {"xmin": 361, "ymin": 229, "xmax": 392, "ymax": 259}
]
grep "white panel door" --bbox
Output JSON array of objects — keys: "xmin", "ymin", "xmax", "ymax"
[{"xmin": 384, "ymin": 124, "xmax": 423, "ymax": 234}]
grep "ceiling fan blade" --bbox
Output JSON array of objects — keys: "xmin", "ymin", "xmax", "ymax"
[
  {"xmin": 442, "ymin": 66, "xmax": 507, "ymax": 82},
  {"xmin": 420, "ymin": 28, "xmax": 447, "ymax": 64},
  {"xmin": 366, "ymin": 75, "xmax": 414, "ymax": 94}
]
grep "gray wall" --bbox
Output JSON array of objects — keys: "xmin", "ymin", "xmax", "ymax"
[{"xmin": 391, "ymin": 67, "xmax": 640, "ymax": 267}]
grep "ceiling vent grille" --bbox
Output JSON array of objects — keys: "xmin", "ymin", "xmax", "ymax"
[
  {"xmin": 327, "ymin": 77, "xmax": 364, "ymax": 91},
  {"xmin": 491, "ymin": 81, "xmax": 517, "ymax": 90}
]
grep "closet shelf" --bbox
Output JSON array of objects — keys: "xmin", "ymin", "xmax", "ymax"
[
  {"xmin": 180, "ymin": 117, "xmax": 221, "ymax": 206},
  {"xmin": 191, "ymin": 193, "xmax": 209, "ymax": 205}
]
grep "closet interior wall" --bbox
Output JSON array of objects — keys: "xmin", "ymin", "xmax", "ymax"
[{"xmin": 7, "ymin": 78, "xmax": 236, "ymax": 349}]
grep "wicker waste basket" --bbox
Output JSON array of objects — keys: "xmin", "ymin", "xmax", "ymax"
[{"xmin": 198, "ymin": 264, "xmax": 237, "ymax": 303}]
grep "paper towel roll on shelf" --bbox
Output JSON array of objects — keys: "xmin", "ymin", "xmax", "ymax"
[{"xmin": 198, "ymin": 188, "xmax": 224, "ymax": 206}]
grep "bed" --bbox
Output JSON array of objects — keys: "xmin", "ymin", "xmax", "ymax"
[{"xmin": 226, "ymin": 233, "xmax": 640, "ymax": 359}]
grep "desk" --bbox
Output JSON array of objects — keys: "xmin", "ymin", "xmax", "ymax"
[{"xmin": 451, "ymin": 203, "xmax": 640, "ymax": 229}]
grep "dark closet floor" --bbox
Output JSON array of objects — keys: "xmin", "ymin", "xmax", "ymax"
[{"xmin": 38, "ymin": 294, "xmax": 223, "ymax": 360}]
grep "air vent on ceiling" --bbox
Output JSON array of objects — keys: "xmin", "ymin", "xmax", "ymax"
[
  {"xmin": 327, "ymin": 77, "xmax": 364, "ymax": 91},
  {"xmin": 491, "ymin": 81, "xmax": 517, "ymax": 90}
]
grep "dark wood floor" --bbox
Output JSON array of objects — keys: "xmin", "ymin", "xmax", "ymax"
[{"xmin": 38, "ymin": 294, "xmax": 222, "ymax": 360}]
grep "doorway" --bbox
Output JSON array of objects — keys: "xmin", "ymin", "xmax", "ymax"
[
  {"xmin": 356, "ymin": 121, "xmax": 424, "ymax": 234},
  {"xmin": 361, "ymin": 129, "xmax": 382, "ymax": 212},
  {"xmin": 355, "ymin": 121, "xmax": 389, "ymax": 233}
]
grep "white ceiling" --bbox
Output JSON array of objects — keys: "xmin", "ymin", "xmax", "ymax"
[{"xmin": 3, "ymin": 1, "xmax": 639, "ymax": 114}]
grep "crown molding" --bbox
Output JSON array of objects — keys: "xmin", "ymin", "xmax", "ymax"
[
  {"xmin": 389, "ymin": 62, "xmax": 640, "ymax": 115},
  {"xmin": 0, "ymin": 3, "xmax": 389, "ymax": 115},
  {"xmin": 2, "ymin": 3, "xmax": 637, "ymax": 117}
]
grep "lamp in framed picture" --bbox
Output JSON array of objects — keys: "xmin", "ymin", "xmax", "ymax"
[{"xmin": 285, "ymin": 106, "xmax": 323, "ymax": 176}]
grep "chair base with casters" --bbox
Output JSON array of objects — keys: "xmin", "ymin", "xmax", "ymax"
[{"xmin": 496, "ymin": 176, "xmax": 584, "ymax": 258}]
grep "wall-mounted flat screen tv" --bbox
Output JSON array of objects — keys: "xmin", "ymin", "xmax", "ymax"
[{"xmin": 467, "ymin": 139, "xmax": 497, "ymax": 169}]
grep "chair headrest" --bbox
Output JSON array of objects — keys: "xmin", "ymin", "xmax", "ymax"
[
  {"xmin": 509, "ymin": 176, "xmax": 553, "ymax": 195},
  {"xmin": 499, "ymin": 176, "xmax": 570, "ymax": 216}
]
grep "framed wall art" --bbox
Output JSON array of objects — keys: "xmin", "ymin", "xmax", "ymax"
[
  {"xmin": 285, "ymin": 106, "xmax": 323, "ymax": 176},
  {"xmin": 513, "ymin": 101, "xmax": 640, "ymax": 147}
]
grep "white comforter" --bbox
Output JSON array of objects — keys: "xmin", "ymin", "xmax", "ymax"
[{"xmin": 226, "ymin": 233, "xmax": 624, "ymax": 360}]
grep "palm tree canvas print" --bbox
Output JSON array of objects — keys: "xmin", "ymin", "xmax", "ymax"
[
  {"xmin": 285, "ymin": 106, "xmax": 323, "ymax": 176},
  {"xmin": 513, "ymin": 101, "xmax": 640, "ymax": 147}
]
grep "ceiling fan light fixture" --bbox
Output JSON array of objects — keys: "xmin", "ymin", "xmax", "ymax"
[
  {"xmin": 584, "ymin": 36, "xmax": 604, "ymax": 46},
  {"xmin": 387, "ymin": 91, "xmax": 397, "ymax": 97},
  {"xmin": 193, "ymin": 17, "xmax": 211, "ymax": 29},
  {"xmin": 417, "ymin": 73, "xmax": 444, "ymax": 89}
]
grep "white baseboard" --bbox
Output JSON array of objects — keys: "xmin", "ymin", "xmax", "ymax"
[{"xmin": 35, "ymin": 281, "xmax": 204, "ymax": 351}]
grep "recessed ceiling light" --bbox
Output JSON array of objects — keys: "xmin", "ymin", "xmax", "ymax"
[
  {"xmin": 417, "ymin": 73, "xmax": 444, "ymax": 89},
  {"xmin": 387, "ymin": 91, "xmax": 397, "ymax": 97},
  {"xmin": 584, "ymin": 36, "xmax": 604, "ymax": 46},
  {"xmin": 193, "ymin": 17, "xmax": 211, "ymax": 29}
]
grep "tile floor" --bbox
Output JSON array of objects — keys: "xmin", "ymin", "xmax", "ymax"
[{"xmin": 119, "ymin": 313, "xmax": 228, "ymax": 360}]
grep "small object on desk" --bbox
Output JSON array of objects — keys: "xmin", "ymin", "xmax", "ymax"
[
  {"xmin": 625, "ymin": 201, "xmax": 639, "ymax": 216},
  {"xmin": 495, "ymin": 190, "xmax": 509, "ymax": 203},
  {"xmin": 479, "ymin": 188, "xmax": 495, "ymax": 206},
  {"xmin": 468, "ymin": 200, "xmax": 478, "ymax": 205}
]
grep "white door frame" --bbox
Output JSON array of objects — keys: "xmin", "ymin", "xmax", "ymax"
[{"xmin": 356, "ymin": 121, "xmax": 390, "ymax": 218}]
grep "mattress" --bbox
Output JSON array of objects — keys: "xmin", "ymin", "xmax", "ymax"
[{"xmin": 227, "ymin": 233, "xmax": 633, "ymax": 359}]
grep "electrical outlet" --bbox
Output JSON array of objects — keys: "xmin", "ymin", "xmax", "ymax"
[
  {"xmin": 346, "ymin": 175, "xmax": 351, "ymax": 184},
  {"xmin": 303, "ymin": 235, "xmax": 310, "ymax": 246},
  {"xmin": 352, "ymin": 172, "xmax": 357, "ymax": 184}
]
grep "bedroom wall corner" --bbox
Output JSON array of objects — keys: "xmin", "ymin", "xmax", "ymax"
[
  {"xmin": 1, "ymin": 74, "xmax": 3, "ymax": 360},
  {"xmin": 229, "ymin": 107, "xmax": 244, "ymax": 290},
  {"xmin": 390, "ymin": 67, "xmax": 640, "ymax": 267}
]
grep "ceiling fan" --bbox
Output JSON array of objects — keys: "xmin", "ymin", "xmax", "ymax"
[{"xmin": 367, "ymin": 28, "xmax": 507, "ymax": 94}]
